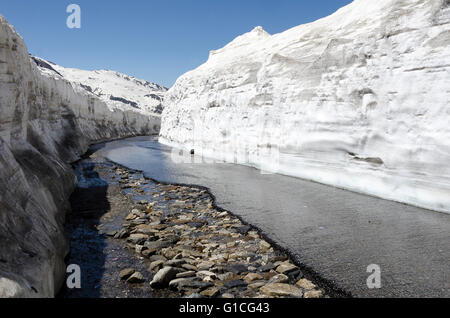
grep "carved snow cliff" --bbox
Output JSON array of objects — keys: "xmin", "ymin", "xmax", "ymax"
[
  {"xmin": 0, "ymin": 15, "xmax": 160, "ymax": 297},
  {"xmin": 161, "ymin": 0, "xmax": 450, "ymax": 213}
]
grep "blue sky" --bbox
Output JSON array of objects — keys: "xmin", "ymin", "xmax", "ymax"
[{"xmin": 1, "ymin": 0, "xmax": 352, "ymax": 87}]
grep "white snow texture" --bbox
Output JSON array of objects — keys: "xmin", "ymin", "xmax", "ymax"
[
  {"xmin": 0, "ymin": 14, "xmax": 160, "ymax": 297},
  {"xmin": 32, "ymin": 56, "xmax": 167, "ymax": 115},
  {"xmin": 161, "ymin": 0, "xmax": 450, "ymax": 213}
]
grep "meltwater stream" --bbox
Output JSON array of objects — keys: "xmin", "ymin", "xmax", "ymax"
[{"xmin": 92, "ymin": 136, "xmax": 449, "ymax": 298}]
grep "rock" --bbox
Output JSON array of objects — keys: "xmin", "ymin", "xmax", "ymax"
[
  {"xmin": 106, "ymin": 231, "xmax": 118, "ymax": 237},
  {"xmin": 136, "ymin": 225, "xmax": 159, "ymax": 235},
  {"xmin": 196, "ymin": 271, "xmax": 217, "ymax": 280},
  {"xmin": 268, "ymin": 274, "xmax": 289, "ymax": 284},
  {"xmin": 226, "ymin": 264, "xmax": 248, "ymax": 274},
  {"xmin": 260, "ymin": 283, "xmax": 303, "ymax": 298},
  {"xmin": 226, "ymin": 242, "xmax": 237, "ymax": 248},
  {"xmin": 296, "ymin": 278, "xmax": 316, "ymax": 290},
  {"xmin": 221, "ymin": 293, "xmax": 235, "ymax": 299},
  {"xmin": 119, "ymin": 268, "xmax": 135, "ymax": 281},
  {"xmin": 144, "ymin": 240, "xmax": 172, "ymax": 255},
  {"xmin": 162, "ymin": 248, "xmax": 178, "ymax": 260},
  {"xmin": 200, "ymin": 287, "xmax": 220, "ymax": 298},
  {"xmin": 259, "ymin": 263, "xmax": 277, "ymax": 272},
  {"xmin": 176, "ymin": 271, "xmax": 196, "ymax": 279},
  {"xmin": 276, "ymin": 263, "xmax": 298, "ymax": 274},
  {"xmin": 258, "ymin": 240, "xmax": 271, "ymax": 252},
  {"xmin": 188, "ymin": 222, "xmax": 204, "ymax": 228},
  {"xmin": 165, "ymin": 259, "xmax": 186, "ymax": 267},
  {"xmin": 248, "ymin": 282, "xmax": 266, "ymax": 290},
  {"xmin": 218, "ymin": 272, "xmax": 235, "ymax": 281},
  {"xmin": 135, "ymin": 245, "xmax": 144, "ymax": 254},
  {"xmin": 304, "ymin": 290, "xmax": 323, "ymax": 298},
  {"xmin": 127, "ymin": 233, "xmax": 148, "ymax": 244},
  {"xmin": 203, "ymin": 276, "xmax": 215, "ymax": 283},
  {"xmin": 184, "ymin": 293, "xmax": 206, "ymax": 299},
  {"xmin": 176, "ymin": 280, "xmax": 214, "ymax": 291},
  {"xmin": 182, "ymin": 264, "xmax": 198, "ymax": 271},
  {"xmin": 148, "ymin": 260, "xmax": 165, "ymax": 272},
  {"xmin": 273, "ymin": 260, "xmax": 284, "ymax": 267},
  {"xmin": 125, "ymin": 213, "xmax": 137, "ymax": 221},
  {"xmin": 169, "ymin": 277, "xmax": 196, "ymax": 290},
  {"xmin": 173, "ymin": 253, "xmax": 183, "ymax": 260},
  {"xmin": 271, "ymin": 255, "xmax": 288, "ymax": 262},
  {"xmin": 114, "ymin": 228, "xmax": 129, "ymax": 239},
  {"xmin": 130, "ymin": 218, "xmax": 146, "ymax": 225},
  {"xmin": 235, "ymin": 225, "xmax": 251, "ymax": 235},
  {"xmin": 288, "ymin": 269, "xmax": 305, "ymax": 281},
  {"xmin": 224, "ymin": 280, "xmax": 248, "ymax": 289},
  {"xmin": 127, "ymin": 272, "xmax": 144, "ymax": 284},
  {"xmin": 182, "ymin": 249, "xmax": 203, "ymax": 259},
  {"xmin": 197, "ymin": 261, "xmax": 215, "ymax": 271},
  {"xmin": 148, "ymin": 255, "xmax": 167, "ymax": 262},
  {"xmin": 263, "ymin": 270, "xmax": 278, "ymax": 281},
  {"xmin": 150, "ymin": 267, "xmax": 179, "ymax": 289},
  {"xmin": 244, "ymin": 273, "xmax": 263, "ymax": 283}
]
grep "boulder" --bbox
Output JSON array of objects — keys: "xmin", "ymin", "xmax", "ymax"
[
  {"xmin": 150, "ymin": 267, "xmax": 179, "ymax": 289},
  {"xmin": 260, "ymin": 283, "xmax": 303, "ymax": 298}
]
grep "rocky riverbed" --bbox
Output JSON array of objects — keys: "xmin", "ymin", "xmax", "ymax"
[{"xmin": 60, "ymin": 150, "xmax": 326, "ymax": 298}]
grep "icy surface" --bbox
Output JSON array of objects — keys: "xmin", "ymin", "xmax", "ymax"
[
  {"xmin": 0, "ymin": 15, "xmax": 160, "ymax": 297},
  {"xmin": 161, "ymin": 0, "xmax": 450, "ymax": 213},
  {"xmin": 32, "ymin": 56, "xmax": 167, "ymax": 115}
]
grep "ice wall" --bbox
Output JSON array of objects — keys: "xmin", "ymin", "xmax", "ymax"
[
  {"xmin": 0, "ymin": 15, "xmax": 159, "ymax": 297},
  {"xmin": 160, "ymin": 0, "xmax": 450, "ymax": 213}
]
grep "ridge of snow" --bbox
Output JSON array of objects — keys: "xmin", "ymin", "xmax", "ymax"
[
  {"xmin": 209, "ymin": 26, "xmax": 271, "ymax": 59},
  {"xmin": 161, "ymin": 0, "xmax": 450, "ymax": 213},
  {"xmin": 32, "ymin": 57, "xmax": 167, "ymax": 115}
]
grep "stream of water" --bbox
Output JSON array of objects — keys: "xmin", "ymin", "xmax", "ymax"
[{"xmin": 90, "ymin": 136, "xmax": 450, "ymax": 298}]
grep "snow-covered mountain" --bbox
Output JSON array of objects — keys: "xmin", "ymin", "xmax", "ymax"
[
  {"xmin": 31, "ymin": 56, "xmax": 167, "ymax": 115},
  {"xmin": 161, "ymin": 0, "xmax": 450, "ymax": 213},
  {"xmin": 0, "ymin": 15, "xmax": 159, "ymax": 297}
]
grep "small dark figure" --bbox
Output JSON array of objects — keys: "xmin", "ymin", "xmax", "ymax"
[{"xmin": 190, "ymin": 149, "xmax": 195, "ymax": 155}]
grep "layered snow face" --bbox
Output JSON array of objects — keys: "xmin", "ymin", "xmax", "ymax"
[
  {"xmin": 0, "ymin": 15, "xmax": 160, "ymax": 297},
  {"xmin": 32, "ymin": 57, "xmax": 167, "ymax": 115},
  {"xmin": 161, "ymin": 0, "xmax": 450, "ymax": 213}
]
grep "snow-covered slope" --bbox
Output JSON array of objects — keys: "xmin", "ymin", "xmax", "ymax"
[
  {"xmin": 32, "ymin": 57, "xmax": 167, "ymax": 115},
  {"xmin": 0, "ymin": 15, "xmax": 159, "ymax": 297},
  {"xmin": 161, "ymin": 0, "xmax": 450, "ymax": 213}
]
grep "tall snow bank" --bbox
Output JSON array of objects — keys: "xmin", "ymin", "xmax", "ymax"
[
  {"xmin": 0, "ymin": 15, "xmax": 159, "ymax": 297},
  {"xmin": 161, "ymin": 0, "xmax": 450, "ymax": 213}
]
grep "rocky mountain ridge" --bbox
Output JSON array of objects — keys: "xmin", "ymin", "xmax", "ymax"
[{"xmin": 31, "ymin": 56, "xmax": 167, "ymax": 115}]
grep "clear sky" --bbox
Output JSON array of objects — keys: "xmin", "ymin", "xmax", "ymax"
[{"xmin": 1, "ymin": 0, "xmax": 352, "ymax": 87}]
